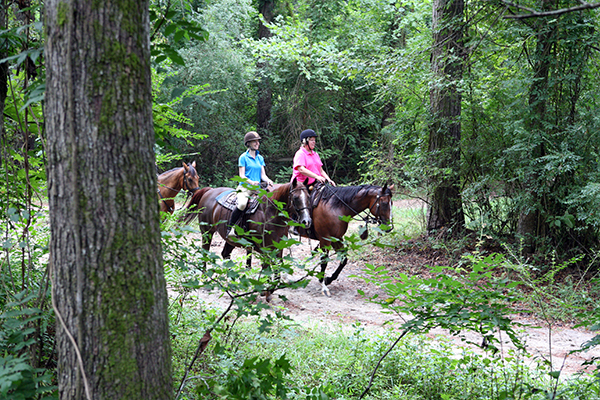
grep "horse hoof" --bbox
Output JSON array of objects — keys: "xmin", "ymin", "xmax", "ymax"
[
  {"xmin": 262, "ymin": 290, "xmax": 273, "ymax": 302},
  {"xmin": 321, "ymin": 285, "xmax": 331, "ymax": 297}
]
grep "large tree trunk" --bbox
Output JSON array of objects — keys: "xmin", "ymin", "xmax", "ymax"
[
  {"xmin": 45, "ymin": 1, "xmax": 173, "ymax": 399},
  {"xmin": 427, "ymin": 0, "xmax": 465, "ymax": 234}
]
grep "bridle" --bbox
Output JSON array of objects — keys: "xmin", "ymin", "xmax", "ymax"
[
  {"xmin": 288, "ymin": 185, "xmax": 311, "ymax": 215},
  {"xmin": 366, "ymin": 193, "xmax": 392, "ymax": 226},
  {"xmin": 326, "ymin": 185, "xmax": 393, "ymax": 230},
  {"xmin": 182, "ymin": 170, "xmax": 200, "ymax": 196}
]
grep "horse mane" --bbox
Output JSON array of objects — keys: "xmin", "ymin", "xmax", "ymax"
[
  {"xmin": 158, "ymin": 164, "xmax": 198, "ymax": 181},
  {"xmin": 321, "ymin": 185, "xmax": 382, "ymax": 208},
  {"xmin": 269, "ymin": 182, "xmax": 290, "ymax": 202},
  {"xmin": 181, "ymin": 187, "xmax": 210, "ymax": 223}
]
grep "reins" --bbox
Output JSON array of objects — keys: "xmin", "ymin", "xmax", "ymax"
[
  {"xmin": 323, "ymin": 185, "xmax": 393, "ymax": 234},
  {"xmin": 260, "ymin": 183, "xmax": 311, "ymax": 228}
]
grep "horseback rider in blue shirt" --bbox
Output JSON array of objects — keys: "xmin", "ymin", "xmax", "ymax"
[{"xmin": 227, "ymin": 131, "xmax": 274, "ymax": 237}]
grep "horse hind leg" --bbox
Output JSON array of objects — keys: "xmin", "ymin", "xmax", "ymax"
[{"xmin": 221, "ymin": 242, "xmax": 235, "ymax": 259}]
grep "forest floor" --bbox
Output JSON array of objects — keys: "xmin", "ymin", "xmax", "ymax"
[{"xmin": 186, "ymin": 199, "xmax": 600, "ymax": 379}]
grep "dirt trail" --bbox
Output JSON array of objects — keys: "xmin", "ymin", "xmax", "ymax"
[{"xmin": 192, "ymin": 229, "xmax": 600, "ymax": 379}]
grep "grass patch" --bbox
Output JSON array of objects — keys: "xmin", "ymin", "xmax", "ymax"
[{"xmin": 170, "ymin": 310, "xmax": 600, "ymax": 400}]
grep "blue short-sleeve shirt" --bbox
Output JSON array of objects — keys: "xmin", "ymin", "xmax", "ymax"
[{"xmin": 239, "ymin": 149, "xmax": 265, "ymax": 187}]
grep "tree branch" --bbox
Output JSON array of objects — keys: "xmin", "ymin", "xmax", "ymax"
[{"xmin": 501, "ymin": 0, "xmax": 600, "ymax": 19}]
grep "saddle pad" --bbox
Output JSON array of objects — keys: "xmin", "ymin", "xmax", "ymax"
[{"xmin": 216, "ymin": 190, "xmax": 260, "ymax": 214}]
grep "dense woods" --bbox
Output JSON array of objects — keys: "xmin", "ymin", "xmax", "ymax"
[{"xmin": 2, "ymin": 0, "xmax": 600, "ymax": 398}]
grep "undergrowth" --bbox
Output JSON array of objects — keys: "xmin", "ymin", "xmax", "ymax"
[{"xmin": 169, "ymin": 311, "xmax": 600, "ymax": 400}]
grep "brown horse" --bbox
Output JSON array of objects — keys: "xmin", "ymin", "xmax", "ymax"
[
  {"xmin": 157, "ymin": 161, "xmax": 200, "ymax": 213},
  {"xmin": 297, "ymin": 183, "xmax": 394, "ymax": 296},
  {"xmin": 183, "ymin": 178, "xmax": 312, "ymax": 275}
]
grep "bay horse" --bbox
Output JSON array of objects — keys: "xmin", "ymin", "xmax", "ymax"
[
  {"xmin": 182, "ymin": 179, "xmax": 312, "ymax": 296},
  {"xmin": 297, "ymin": 183, "xmax": 394, "ymax": 296},
  {"xmin": 157, "ymin": 161, "xmax": 200, "ymax": 214}
]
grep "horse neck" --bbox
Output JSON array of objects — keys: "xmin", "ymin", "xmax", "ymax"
[
  {"xmin": 158, "ymin": 168, "xmax": 183, "ymax": 194},
  {"xmin": 264, "ymin": 183, "xmax": 292, "ymax": 216},
  {"xmin": 335, "ymin": 187, "xmax": 375, "ymax": 217}
]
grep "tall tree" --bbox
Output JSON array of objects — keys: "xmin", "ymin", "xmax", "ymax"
[
  {"xmin": 45, "ymin": 1, "xmax": 173, "ymax": 399},
  {"xmin": 256, "ymin": 0, "xmax": 275, "ymax": 135},
  {"xmin": 427, "ymin": 0, "xmax": 466, "ymax": 234}
]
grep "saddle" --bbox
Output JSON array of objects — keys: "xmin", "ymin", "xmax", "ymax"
[
  {"xmin": 309, "ymin": 182, "xmax": 327, "ymax": 208},
  {"xmin": 216, "ymin": 190, "xmax": 261, "ymax": 214}
]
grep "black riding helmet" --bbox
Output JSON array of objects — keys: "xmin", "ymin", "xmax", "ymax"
[{"xmin": 300, "ymin": 129, "xmax": 317, "ymax": 142}]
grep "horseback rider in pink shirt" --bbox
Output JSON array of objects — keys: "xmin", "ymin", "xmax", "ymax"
[{"xmin": 291, "ymin": 129, "xmax": 335, "ymax": 188}]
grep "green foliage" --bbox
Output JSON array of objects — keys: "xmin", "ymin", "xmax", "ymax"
[
  {"xmin": 157, "ymin": 0, "xmax": 257, "ymax": 184},
  {"xmin": 206, "ymin": 351, "xmax": 293, "ymax": 399},
  {"xmin": 361, "ymin": 253, "xmax": 525, "ymax": 353},
  {"xmin": 0, "ymin": 292, "xmax": 56, "ymax": 399},
  {"xmin": 152, "ymin": 69, "xmax": 213, "ymax": 166},
  {"xmin": 150, "ymin": 1, "xmax": 210, "ymax": 66},
  {"xmin": 178, "ymin": 318, "xmax": 598, "ymax": 400}
]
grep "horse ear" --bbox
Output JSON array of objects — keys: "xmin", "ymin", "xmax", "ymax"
[
  {"xmin": 388, "ymin": 184, "xmax": 394, "ymax": 192},
  {"xmin": 291, "ymin": 177, "xmax": 298, "ymax": 187},
  {"xmin": 382, "ymin": 183, "xmax": 387, "ymax": 193},
  {"xmin": 191, "ymin": 161, "xmax": 196, "ymax": 167},
  {"xmin": 182, "ymin": 162, "xmax": 189, "ymax": 171},
  {"xmin": 303, "ymin": 178, "xmax": 309, "ymax": 187}
]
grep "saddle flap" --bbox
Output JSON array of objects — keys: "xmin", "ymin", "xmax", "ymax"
[{"xmin": 310, "ymin": 183, "xmax": 327, "ymax": 208}]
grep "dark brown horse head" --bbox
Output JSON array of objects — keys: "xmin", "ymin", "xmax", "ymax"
[
  {"xmin": 182, "ymin": 161, "xmax": 200, "ymax": 194},
  {"xmin": 290, "ymin": 177, "xmax": 312, "ymax": 229},
  {"xmin": 371, "ymin": 183, "xmax": 394, "ymax": 232}
]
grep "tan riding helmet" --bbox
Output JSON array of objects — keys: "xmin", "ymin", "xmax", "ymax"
[{"xmin": 244, "ymin": 131, "xmax": 261, "ymax": 146}]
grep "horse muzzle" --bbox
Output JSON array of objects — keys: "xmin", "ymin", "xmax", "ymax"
[
  {"xmin": 380, "ymin": 220, "xmax": 393, "ymax": 232},
  {"xmin": 298, "ymin": 212, "xmax": 312, "ymax": 230}
]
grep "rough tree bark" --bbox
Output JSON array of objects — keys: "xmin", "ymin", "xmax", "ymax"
[
  {"xmin": 45, "ymin": 1, "xmax": 173, "ymax": 399},
  {"xmin": 427, "ymin": 0, "xmax": 466, "ymax": 234}
]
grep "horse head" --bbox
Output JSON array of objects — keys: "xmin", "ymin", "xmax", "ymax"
[
  {"xmin": 182, "ymin": 161, "xmax": 200, "ymax": 195},
  {"xmin": 371, "ymin": 183, "xmax": 394, "ymax": 232},
  {"xmin": 290, "ymin": 177, "xmax": 312, "ymax": 230}
]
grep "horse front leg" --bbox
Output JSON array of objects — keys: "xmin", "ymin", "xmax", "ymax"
[
  {"xmin": 261, "ymin": 249, "xmax": 285, "ymax": 303},
  {"xmin": 325, "ymin": 254, "xmax": 347, "ymax": 286},
  {"xmin": 245, "ymin": 247, "xmax": 252, "ymax": 269},
  {"xmin": 319, "ymin": 249, "xmax": 331, "ymax": 297}
]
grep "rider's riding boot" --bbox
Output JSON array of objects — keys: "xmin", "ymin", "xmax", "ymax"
[{"xmin": 226, "ymin": 207, "xmax": 244, "ymax": 238}]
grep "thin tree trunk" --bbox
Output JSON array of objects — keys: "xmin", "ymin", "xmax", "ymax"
[
  {"xmin": 45, "ymin": 1, "xmax": 173, "ymax": 399},
  {"xmin": 0, "ymin": 0, "xmax": 7, "ymax": 142},
  {"xmin": 257, "ymin": 0, "xmax": 274, "ymax": 135},
  {"xmin": 517, "ymin": 0, "xmax": 555, "ymax": 253}
]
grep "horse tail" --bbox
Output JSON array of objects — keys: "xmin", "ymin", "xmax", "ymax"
[{"xmin": 181, "ymin": 187, "xmax": 210, "ymax": 224}]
